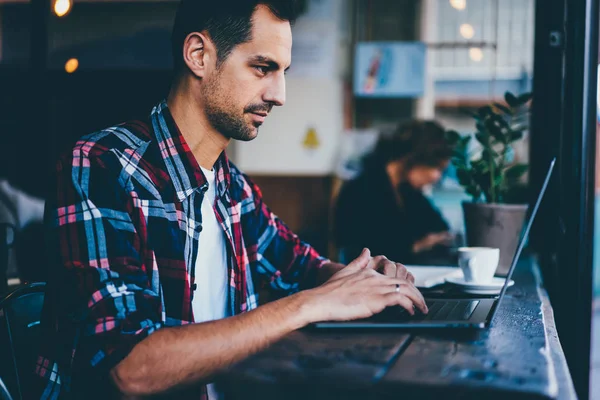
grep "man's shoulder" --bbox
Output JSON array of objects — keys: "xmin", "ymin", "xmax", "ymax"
[{"xmin": 63, "ymin": 119, "xmax": 154, "ymax": 165}]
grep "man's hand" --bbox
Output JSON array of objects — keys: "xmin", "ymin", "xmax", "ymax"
[
  {"xmin": 366, "ymin": 255, "xmax": 414, "ymax": 283},
  {"xmin": 302, "ymin": 249, "xmax": 428, "ymax": 323}
]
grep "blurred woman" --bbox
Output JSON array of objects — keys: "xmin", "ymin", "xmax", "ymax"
[{"xmin": 334, "ymin": 120, "xmax": 455, "ymax": 264}]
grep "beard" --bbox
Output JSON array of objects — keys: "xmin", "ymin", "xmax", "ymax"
[{"xmin": 202, "ymin": 74, "xmax": 272, "ymax": 142}]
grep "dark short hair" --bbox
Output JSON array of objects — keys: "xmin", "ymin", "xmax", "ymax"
[
  {"xmin": 171, "ymin": 0, "xmax": 301, "ymax": 73},
  {"xmin": 368, "ymin": 120, "xmax": 454, "ymax": 169}
]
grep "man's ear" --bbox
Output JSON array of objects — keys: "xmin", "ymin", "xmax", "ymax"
[{"xmin": 182, "ymin": 32, "xmax": 215, "ymax": 79}]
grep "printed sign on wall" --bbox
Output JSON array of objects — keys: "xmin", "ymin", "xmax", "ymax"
[{"xmin": 354, "ymin": 42, "xmax": 426, "ymax": 98}]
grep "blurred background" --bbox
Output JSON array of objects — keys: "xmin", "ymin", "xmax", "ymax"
[
  {"xmin": 0, "ymin": 0, "xmax": 535, "ymax": 256},
  {"xmin": 1, "ymin": 0, "xmax": 600, "ymax": 399}
]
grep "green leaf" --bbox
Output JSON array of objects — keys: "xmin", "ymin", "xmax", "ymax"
[
  {"xmin": 456, "ymin": 167, "xmax": 472, "ymax": 182},
  {"xmin": 445, "ymin": 130, "xmax": 461, "ymax": 144},
  {"xmin": 493, "ymin": 103, "xmax": 513, "ymax": 115},
  {"xmin": 485, "ymin": 116, "xmax": 508, "ymax": 143},
  {"xmin": 504, "ymin": 92, "xmax": 519, "ymax": 107},
  {"xmin": 517, "ymin": 92, "xmax": 533, "ymax": 105},
  {"xmin": 491, "ymin": 113, "xmax": 510, "ymax": 129},
  {"xmin": 478, "ymin": 105, "xmax": 494, "ymax": 117},
  {"xmin": 476, "ymin": 120, "xmax": 486, "ymax": 133},
  {"xmin": 481, "ymin": 149, "xmax": 499, "ymax": 165},
  {"xmin": 509, "ymin": 126, "xmax": 528, "ymax": 133},
  {"xmin": 455, "ymin": 92, "xmax": 531, "ymax": 204},
  {"xmin": 471, "ymin": 158, "xmax": 490, "ymax": 174},
  {"xmin": 475, "ymin": 132, "xmax": 490, "ymax": 146},
  {"xmin": 494, "ymin": 173, "xmax": 504, "ymax": 186},
  {"xmin": 509, "ymin": 131, "xmax": 524, "ymax": 142},
  {"xmin": 505, "ymin": 163, "xmax": 529, "ymax": 179},
  {"xmin": 466, "ymin": 185, "xmax": 482, "ymax": 201}
]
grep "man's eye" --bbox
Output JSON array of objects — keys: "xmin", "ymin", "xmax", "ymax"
[{"xmin": 255, "ymin": 66, "xmax": 268, "ymax": 75}]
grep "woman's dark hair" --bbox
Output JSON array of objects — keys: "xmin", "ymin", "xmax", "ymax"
[
  {"xmin": 365, "ymin": 120, "xmax": 454, "ymax": 170},
  {"xmin": 171, "ymin": 0, "xmax": 301, "ymax": 73}
]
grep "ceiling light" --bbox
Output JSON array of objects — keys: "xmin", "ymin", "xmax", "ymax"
[
  {"xmin": 460, "ymin": 24, "xmax": 475, "ymax": 39},
  {"xmin": 54, "ymin": 0, "xmax": 72, "ymax": 18},
  {"xmin": 469, "ymin": 47, "xmax": 483, "ymax": 62},
  {"xmin": 65, "ymin": 58, "xmax": 79, "ymax": 73},
  {"xmin": 450, "ymin": 0, "xmax": 466, "ymax": 11}
]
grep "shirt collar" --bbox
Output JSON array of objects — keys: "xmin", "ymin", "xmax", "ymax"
[{"xmin": 151, "ymin": 100, "xmax": 231, "ymax": 202}]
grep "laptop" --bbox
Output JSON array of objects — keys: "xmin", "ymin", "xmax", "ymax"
[{"xmin": 313, "ymin": 158, "xmax": 556, "ymax": 329}]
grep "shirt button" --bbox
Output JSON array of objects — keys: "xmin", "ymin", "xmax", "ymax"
[
  {"xmin": 196, "ymin": 224, "xmax": 203, "ymax": 233},
  {"xmin": 192, "ymin": 283, "xmax": 197, "ymax": 291}
]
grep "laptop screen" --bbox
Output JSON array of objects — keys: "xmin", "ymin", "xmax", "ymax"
[{"xmin": 489, "ymin": 158, "xmax": 556, "ymax": 322}]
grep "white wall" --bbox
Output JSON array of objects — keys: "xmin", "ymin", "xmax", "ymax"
[{"xmin": 234, "ymin": 78, "xmax": 344, "ymax": 175}]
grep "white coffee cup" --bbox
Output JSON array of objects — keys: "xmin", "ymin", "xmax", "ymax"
[{"xmin": 457, "ymin": 247, "xmax": 500, "ymax": 284}]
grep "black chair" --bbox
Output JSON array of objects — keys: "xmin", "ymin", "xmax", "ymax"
[
  {"xmin": 0, "ymin": 224, "xmax": 15, "ymax": 296},
  {"xmin": 0, "ymin": 377, "xmax": 13, "ymax": 400},
  {"xmin": 0, "ymin": 282, "xmax": 45, "ymax": 400}
]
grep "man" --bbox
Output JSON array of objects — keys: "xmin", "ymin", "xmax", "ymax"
[{"xmin": 34, "ymin": 1, "xmax": 427, "ymax": 398}]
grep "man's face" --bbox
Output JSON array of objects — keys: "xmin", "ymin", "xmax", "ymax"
[{"xmin": 201, "ymin": 5, "xmax": 292, "ymax": 141}]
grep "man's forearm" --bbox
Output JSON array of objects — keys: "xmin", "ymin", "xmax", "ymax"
[{"xmin": 111, "ymin": 290, "xmax": 314, "ymax": 397}]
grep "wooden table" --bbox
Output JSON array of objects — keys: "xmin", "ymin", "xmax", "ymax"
[{"xmin": 220, "ymin": 258, "xmax": 577, "ymax": 400}]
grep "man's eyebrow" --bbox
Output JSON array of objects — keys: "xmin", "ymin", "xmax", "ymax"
[{"xmin": 249, "ymin": 55, "xmax": 291, "ymax": 71}]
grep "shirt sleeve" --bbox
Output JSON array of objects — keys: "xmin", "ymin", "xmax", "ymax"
[
  {"xmin": 37, "ymin": 147, "xmax": 163, "ymax": 395},
  {"xmin": 242, "ymin": 174, "xmax": 330, "ymax": 294}
]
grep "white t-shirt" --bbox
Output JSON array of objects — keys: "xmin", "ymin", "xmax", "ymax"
[{"xmin": 192, "ymin": 167, "xmax": 229, "ymax": 399}]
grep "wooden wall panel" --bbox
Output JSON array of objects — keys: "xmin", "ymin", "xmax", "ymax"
[{"xmin": 249, "ymin": 176, "xmax": 334, "ymax": 257}]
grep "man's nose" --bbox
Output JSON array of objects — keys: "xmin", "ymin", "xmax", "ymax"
[{"xmin": 263, "ymin": 73, "xmax": 286, "ymax": 107}]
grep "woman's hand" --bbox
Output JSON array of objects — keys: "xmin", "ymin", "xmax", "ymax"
[{"xmin": 412, "ymin": 231, "xmax": 455, "ymax": 253}]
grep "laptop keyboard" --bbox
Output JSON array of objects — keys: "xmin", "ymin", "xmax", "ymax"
[{"xmin": 374, "ymin": 300, "xmax": 480, "ymax": 322}]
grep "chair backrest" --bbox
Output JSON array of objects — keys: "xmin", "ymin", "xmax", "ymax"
[
  {"xmin": 0, "ymin": 283, "xmax": 45, "ymax": 400},
  {"xmin": 0, "ymin": 224, "xmax": 15, "ymax": 296}
]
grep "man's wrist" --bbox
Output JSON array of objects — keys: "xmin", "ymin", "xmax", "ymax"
[{"xmin": 289, "ymin": 289, "xmax": 322, "ymax": 327}]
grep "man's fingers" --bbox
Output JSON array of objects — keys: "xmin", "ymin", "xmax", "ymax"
[
  {"xmin": 347, "ymin": 248, "xmax": 371, "ymax": 270},
  {"xmin": 366, "ymin": 255, "xmax": 387, "ymax": 270},
  {"xmin": 382, "ymin": 262, "xmax": 397, "ymax": 277},
  {"xmin": 384, "ymin": 293, "xmax": 416, "ymax": 315},
  {"xmin": 394, "ymin": 262, "xmax": 414, "ymax": 283},
  {"xmin": 393, "ymin": 262, "xmax": 408, "ymax": 279},
  {"xmin": 384, "ymin": 281, "xmax": 428, "ymax": 314}
]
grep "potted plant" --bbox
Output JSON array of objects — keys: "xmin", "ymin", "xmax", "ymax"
[{"xmin": 446, "ymin": 91, "xmax": 531, "ymax": 275}]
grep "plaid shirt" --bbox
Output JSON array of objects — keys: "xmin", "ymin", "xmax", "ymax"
[{"xmin": 34, "ymin": 100, "xmax": 328, "ymax": 399}]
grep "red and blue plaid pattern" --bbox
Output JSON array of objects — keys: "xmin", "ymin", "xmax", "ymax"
[{"xmin": 33, "ymin": 100, "xmax": 328, "ymax": 399}]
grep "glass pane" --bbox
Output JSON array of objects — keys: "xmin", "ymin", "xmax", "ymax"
[
  {"xmin": 323, "ymin": 0, "xmax": 535, "ymax": 265},
  {"xmin": 429, "ymin": 0, "xmax": 534, "ymax": 254},
  {"xmin": 0, "ymin": 0, "xmax": 31, "ymax": 66}
]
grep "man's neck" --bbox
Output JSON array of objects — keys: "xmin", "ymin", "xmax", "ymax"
[{"xmin": 167, "ymin": 87, "xmax": 230, "ymax": 170}]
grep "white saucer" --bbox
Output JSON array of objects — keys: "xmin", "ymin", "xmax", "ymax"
[{"xmin": 445, "ymin": 276, "xmax": 515, "ymax": 295}]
